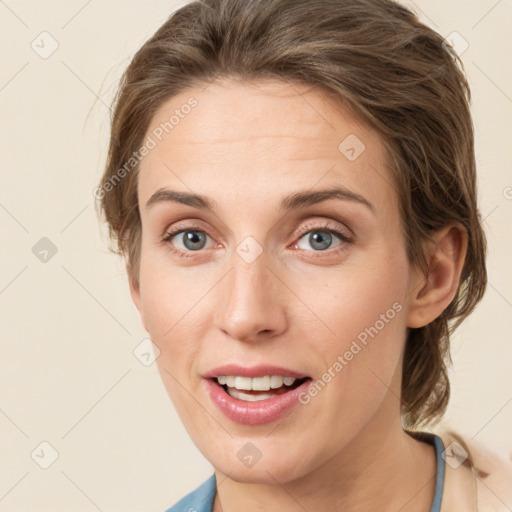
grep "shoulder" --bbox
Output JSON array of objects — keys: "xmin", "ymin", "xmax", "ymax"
[
  {"xmin": 436, "ymin": 428, "xmax": 512, "ymax": 512},
  {"xmin": 163, "ymin": 474, "xmax": 216, "ymax": 512}
]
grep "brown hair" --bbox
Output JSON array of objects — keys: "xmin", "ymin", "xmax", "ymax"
[{"xmin": 96, "ymin": 0, "xmax": 487, "ymax": 428}]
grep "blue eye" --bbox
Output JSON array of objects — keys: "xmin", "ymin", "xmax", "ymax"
[
  {"xmin": 295, "ymin": 226, "xmax": 352, "ymax": 252},
  {"xmin": 298, "ymin": 229, "xmax": 340, "ymax": 251},
  {"xmin": 162, "ymin": 228, "xmax": 213, "ymax": 254},
  {"xmin": 162, "ymin": 222, "xmax": 353, "ymax": 259}
]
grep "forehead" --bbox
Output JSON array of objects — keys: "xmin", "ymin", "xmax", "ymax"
[{"xmin": 137, "ymin": 79, "xmax": 397, "ymax": 216}]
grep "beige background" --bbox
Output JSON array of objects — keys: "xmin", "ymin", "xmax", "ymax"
[{"xmin": 0, "ymin": 0, "xmax": 511, "ymax": 510}]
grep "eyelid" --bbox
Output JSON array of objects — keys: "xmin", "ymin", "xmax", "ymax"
[
  {"xmin": 161, "ymin": 219, "xmax": 215, "ymax": 240},
  {"xmin": 294, "ymin": 219, "xmax": 352, "ymax": 241},
  {"xmin": 161, "ymin": 214, "xmax": 355, "ymax": 257},
  {"xmin": 161, "ymin": 221, "xmax": 216, "ymax": 246}
]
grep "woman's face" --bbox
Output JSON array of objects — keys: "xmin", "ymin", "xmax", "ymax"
[{"xmin": 130, "ymin": 79, "xmax": 418, "ymax": 483}]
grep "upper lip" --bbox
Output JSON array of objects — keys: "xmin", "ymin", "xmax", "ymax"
[{"xmin": 204, "ymin": 364, "xmax": 310, "ymax": 379}]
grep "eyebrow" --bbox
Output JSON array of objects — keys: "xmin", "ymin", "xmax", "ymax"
[{"xmin": 145, "ymin": 185, "xmax": 375, "ymax": 215}]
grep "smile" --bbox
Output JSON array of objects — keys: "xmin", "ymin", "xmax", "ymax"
[
  {"xmin": 203, "ymin": 365, "xmax": 312, "ymax": 425},
  {"xmin": 216, "ymin": 375, "xmax": 306, "ymax": 402}
]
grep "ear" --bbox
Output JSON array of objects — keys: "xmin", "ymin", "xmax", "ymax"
[
  {"xmin": 406, "ymin": 223, "xmax": 468, "ymax": 328},
  {"xmin": 126, "ymin": 263, "xmax": 148, "ymax": 331}
]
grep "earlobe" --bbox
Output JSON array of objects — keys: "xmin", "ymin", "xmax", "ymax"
[{"xmin": 406, "ymin": 223, "xmax": 468, "ymax": 328}]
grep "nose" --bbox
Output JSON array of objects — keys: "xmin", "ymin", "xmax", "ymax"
[{"xmin": 214, "ymin": 250, "xmax": 287, "ymax": 344}]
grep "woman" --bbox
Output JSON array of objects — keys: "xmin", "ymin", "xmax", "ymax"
[{"xmin": 96, "ymin": 0, "xmax": 512, "ymax": 510}]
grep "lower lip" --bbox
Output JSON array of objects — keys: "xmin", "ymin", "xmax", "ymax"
[{"xmin": 205, "ymin": 378, "xmax": 312, "ymax": 425}]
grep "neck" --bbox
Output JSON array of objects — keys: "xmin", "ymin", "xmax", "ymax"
[{"xmin": 213, "ymin": 389, "xmax": 437, "ymax": 512}]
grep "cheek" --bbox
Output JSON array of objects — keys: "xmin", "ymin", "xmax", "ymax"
[
  {"xmin": 138, "ymin": 253, "xmax": 209, "ymax": 383},
  {"xmin": 295, "ymin": 242, "xmax": 409, "ymax": 340},
  {"xmin": 294, "ymin": 246, "xmax": 409, "ymax": 403},
  {"xmin": 144, "ymin": 267, "xmax": 209, "ymax": 422},
  {"xmin": 138, "ymin": 240, "xmax": 204, "ymax": 334}
]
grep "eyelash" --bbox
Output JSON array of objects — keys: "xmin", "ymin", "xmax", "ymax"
[{"xmin": 161, "ymin": 221, "xmax": 353, "ymax": 259}]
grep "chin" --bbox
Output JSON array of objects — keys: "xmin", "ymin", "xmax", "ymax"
[
  {"xmin": 201, "ymin": 437, "xmax": 320, "ymax": 485},
  {"xmin": 216, "ymin": 458, "xmax": 309, "ymax": 484}
]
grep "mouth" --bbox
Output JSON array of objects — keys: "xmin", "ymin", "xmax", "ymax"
[
  {"xmin": 213, "ymin": 375, "xmax": 309, "ymax": 402},
  {"xmin": 203, "ymin": 366, "xmax": 313, "ymax": 425}
]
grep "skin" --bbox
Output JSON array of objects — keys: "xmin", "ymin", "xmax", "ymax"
[{"xmin": 128, "ymin": 78, "xmax": 467, "ymax": 511}]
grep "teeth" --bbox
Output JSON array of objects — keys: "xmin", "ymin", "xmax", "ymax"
[
  {"xmin": 216, "ymin": 375, "xmax": 297, "ymax": 391},
  {"xmin": 227, "ymin": 388, "xmax": 277, "ymax": 401},
  {"xmin": 270, "ymin": 376, "xmax": 284, "ymax": 389},
  {"xmin": 251, "ymin": 375, "xmax": 270, "ymax": 390},
  {"xmin": 235, "ymin": 376, "xmax": 252, "ymax": 390}
]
